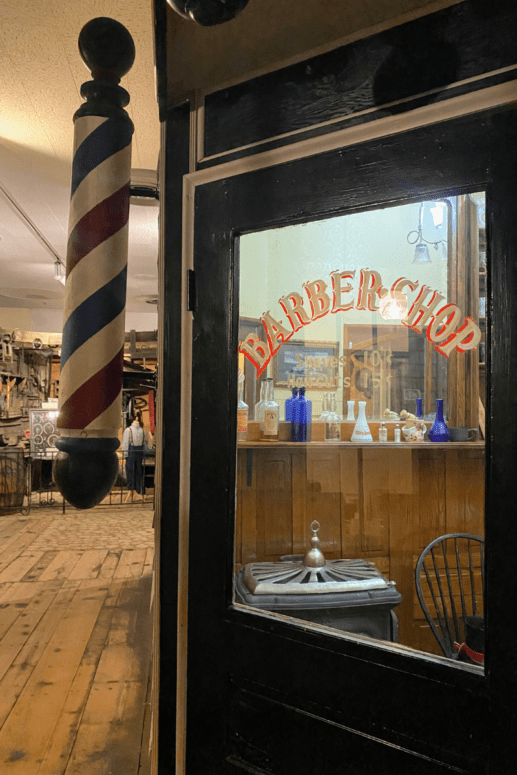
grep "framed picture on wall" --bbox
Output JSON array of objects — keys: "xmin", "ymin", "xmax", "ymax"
[{"xmin": 272, "ymin": 340, "xmax": 338, "ymax": 388}]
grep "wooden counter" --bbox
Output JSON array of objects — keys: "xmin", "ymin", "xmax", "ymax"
[{"xmin": 235, "ymin": 437, "xmax": 484, "ymax": 656}]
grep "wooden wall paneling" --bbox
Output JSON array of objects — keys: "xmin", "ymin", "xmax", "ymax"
[
  {"xmin": 256, "ymin": 450, "xmax": 294, "ymax": 560},
  {"xmin": 444, "ymin": 449, "xmax": 465, "ymax": 533},
  {"xmin": 462, "ymin": 449, "xmax": 485, "ymax": 537},
  {"xmin": 411, "ymin": 606, "xmax": 441, "ymax": 656},
  {"xmin": 291, "ymin": 449, "xmax": 308, "ymax": 557},
  {"xmin": 339, "ymin": 448, "xmax": 361, "ymax": 559},
  {"xmin": 411, "ymin": 448, "xmax": 448, "ymax": 654},
  {"xmin": 305, "ymin": 448, "xmax": 341, "ymax": 558},
  {"xmin": 417, "ymin": 450, "xmax": 447, "ymax": 548},
  {"xmin": 388, "ymin": 449, "xmax": 418, "ymax": 648},
  {"xmin": 360, "ymin": 449, "xmax": 390, "ymax": 556},
  {"xmin": 444, "ymin": 448, "xmax": 484, "ymax": 536},
  {"xmin": 237, "ymin": 449, "xmax": 258, "ymax": 565}
]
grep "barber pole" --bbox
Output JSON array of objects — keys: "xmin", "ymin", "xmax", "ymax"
[{"xmin": 53, "ymin": 18, "xmax": 135, "ymax": 509}]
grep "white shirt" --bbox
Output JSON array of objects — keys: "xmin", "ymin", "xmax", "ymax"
[{"xmin": 122, "ymin": 422, "xmax": 148, "ymax": 456}]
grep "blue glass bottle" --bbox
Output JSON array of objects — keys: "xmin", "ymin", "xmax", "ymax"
[
  {"xmin": 292, "ymin": 387, "xmax": 311, "ymax": 442},
  {"xmin": 416, "ymin": 397, "xmax": 423, "ymax": 420},
  {"xmin": 428, "ymin": 398, "xmax": 451, "ymax": 442},
  {"xmin": 285, "ymin": 388, "xmax": 298, "ymax": 421}
]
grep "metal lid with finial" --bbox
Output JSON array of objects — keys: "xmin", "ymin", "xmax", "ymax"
[
  {"xmin": 242, "ymin": 521, "xmax": 390, "ymax": 596},
  {"xmin": 302, "ymin": 520, "xmax": 326, "ymax": 568}
]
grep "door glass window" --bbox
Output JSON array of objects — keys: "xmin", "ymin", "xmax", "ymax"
[{"xmin": 235, "ymin": 193, "xmax": 486, "ymax": 669}]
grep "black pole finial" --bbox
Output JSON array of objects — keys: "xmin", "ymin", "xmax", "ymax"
[
  {"xmin": 79, "ymin": 17, "xmax": 135, "ymax": 82},
  {"xmin": 75, "ymin": 18, "xmax": 136, "ymax": 120}
]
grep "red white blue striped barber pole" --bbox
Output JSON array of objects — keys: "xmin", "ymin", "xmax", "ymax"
[
  {"xmin": 58, "ymin": 114, "xmax": 131, "ymax": 435},
  {"xmin": 53, "ymin": 17, "xmax": 135, "ymax": 509}
]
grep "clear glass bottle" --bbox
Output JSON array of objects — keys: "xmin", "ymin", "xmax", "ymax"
[
  {"xmin": 254, "ymin": 380, "xmax": 266, "ymax": 422},
  {"xmin": 325, "ymin": 393, "xmax": 341, "ymax": 442},
  {"xmin": 378, "ymin": 421, "xmax": 387, "ymax": 442},
  {"xmin": 237, "ymin": 376, "xmax": 248, "ymax": 441},
  {"xmin": 261, "ymin": 378, "xmax": 279, "ymax": 439},
  {"xmin": 394, "ymin": 423, "xmax": 401, "ymax": 443},
  {"xmin": 320, "ymin": 391, "xmax": 330, "ymax": 421}
]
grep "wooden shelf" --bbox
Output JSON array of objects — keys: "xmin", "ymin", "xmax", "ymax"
[{"xmin": 238, "ymin": 441, "xmax": 485, "ymax": 449}]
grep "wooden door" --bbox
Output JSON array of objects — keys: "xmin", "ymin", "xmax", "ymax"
[{"xmin": 177, "ymin": 107, "xmax": 517, "ymax": 774}]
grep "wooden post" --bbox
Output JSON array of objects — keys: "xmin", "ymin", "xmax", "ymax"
[{"xmin": 53, "ymin": 17, "xmax": 135, "ymax": 509}]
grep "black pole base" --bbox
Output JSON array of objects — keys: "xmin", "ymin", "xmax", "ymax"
[{"xmin": 53, "ymin": 437, "xmax": 120, "ymax": 510}]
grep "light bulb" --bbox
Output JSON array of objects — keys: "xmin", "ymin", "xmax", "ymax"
[{"xmin": 379, "ymin": 291, "xmax": 408, "ymax": 320}]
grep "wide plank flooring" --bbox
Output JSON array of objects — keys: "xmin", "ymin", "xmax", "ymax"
[{"xmin": 0, "ymin": 504, "xmax": 154, "ymax": 774}]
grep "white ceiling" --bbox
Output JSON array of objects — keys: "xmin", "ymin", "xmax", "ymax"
[{"xmin": 0, "ymin": 0, "xmax": 160, "ymax": 326}]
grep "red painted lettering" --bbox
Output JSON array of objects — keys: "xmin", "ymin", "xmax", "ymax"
[
  {"xmin": 330, "ymin": 270, "xmax": 356, "ymax": 313},
  {"xmin": 357, "ymin": 269, "xmax": 384, "ymax": 311},
  {"xmin": 435, "ymin": 317, "xmax": 482, "ymax": 357},
  {"xmin": 303, "ymin": 279, "xmax": 331, "ymax": 321},
  {"xmin": 239, "ymin": 332, "xmax": 271, "ymax": 376},
  {"xmin": 426, "ymin": 303, "xmax": 462, "ymax": 343},
  {"xmin": 278, "ymin": 291, "xmax": 311, "ymax": 331},
  {"xmin": 403, "ymin": 286, "xmax": 445, "ymax": 333},
  {"xmin": 260, "ymin": 311, "xmax": 293, "ymax": 357}
]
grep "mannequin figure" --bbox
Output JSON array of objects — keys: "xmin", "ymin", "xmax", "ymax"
[{"xmin": 122, "ymin": 413, "xmax": 148, "ymax": 502}]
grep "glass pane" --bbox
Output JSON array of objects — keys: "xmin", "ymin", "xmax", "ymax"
[{"xmin": 235, "ymin": 194, "xmax": 486, "ymax": 669}]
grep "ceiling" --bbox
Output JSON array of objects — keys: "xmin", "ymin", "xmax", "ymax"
[{"xmin": 0, "ymin": 0, "xmax": 160, "ymax": 329}]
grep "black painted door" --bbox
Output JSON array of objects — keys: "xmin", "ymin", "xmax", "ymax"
[{"xmin": 183, "ymin": 107, "xmax": 517, "ymax": 774}]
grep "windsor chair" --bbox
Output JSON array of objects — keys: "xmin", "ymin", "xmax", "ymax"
[{"xmin": 415, "ymin": 533, "xmax": 485, "ymax": 660}]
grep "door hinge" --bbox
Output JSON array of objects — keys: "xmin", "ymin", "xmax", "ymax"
[{"xmin": 187, "ymin": 269, "xmax": 196, "ymax": 311}]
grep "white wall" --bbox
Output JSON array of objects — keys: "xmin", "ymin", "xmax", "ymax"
[
  {"xmin": 0, "ymin": 307, "xmax": 32, "ymax": 331},
  {"xmin": 0, "ymin": 307, "xmax": 158, "ymax": 336}
]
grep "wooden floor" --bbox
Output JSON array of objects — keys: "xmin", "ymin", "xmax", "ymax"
[{"xmin": 0, "ymin": 502, "xmax": 154, "ymax": 774}]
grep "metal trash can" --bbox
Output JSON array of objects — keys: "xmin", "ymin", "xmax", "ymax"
[{"xmin": 235, "ymin": 521, "xmax": 402, "ymax": 642}]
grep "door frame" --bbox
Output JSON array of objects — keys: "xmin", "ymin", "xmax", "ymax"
[{"xmin": 174, "ymin": 77, "xmax": 517, "ymax": 773}]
